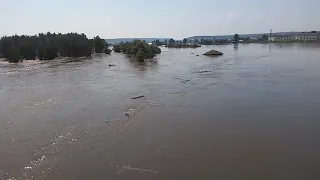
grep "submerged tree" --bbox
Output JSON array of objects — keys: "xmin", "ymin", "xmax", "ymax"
[
  {"xmin": 113, "ymin": 44, "xmax": 121, "ymax": 53},
  {"xmin": 168, "ymin": 38, "xmax": 175, "ymax": 45},
  {"xmin": 234, "ymin": 34, "xmax": 239, "ymax": 43},
  {"xmin": 112, "ymin": 40, "xmax": 161, "ymax": 61},
  {"xmin": 200, "ymin": 39, "xmax": 214, "ymax": 45},
  {"xmin": 261, "ymin": 35, "xmax": 268, "ymax": 41},
  {"xmin": 183, "ymin": 38, "xmax": 188, "ymax": 44},
  {"xmin": 93, "ymin": 36, "xmax": 106, "ymax": 53}
]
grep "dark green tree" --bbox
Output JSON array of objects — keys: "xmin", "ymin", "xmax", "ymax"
[
  {"xmin": 113, "ymin": 44, "xmax": 121, "ymax": 53},
  {"xmin": 0, "ymin": 32, "xmax": 94, "ymax": 62},
  {"xmin": 93, "ymin": 36, "xmax": 106, "ymax": 53},
  {"xmin": 234, "ymin": 34, "xmax": 239, "ymax": 43},
  {"xmin": 112, "ymin": 40, "xmax": 161, "ymax": 61},
  {"xmin": 168, "ymin": 38, "xmax": 175, "ymax": 45},
  {"xmin": 183, "ymin": 38, "xmax": 188, "ymax": 44},
  {"xmin": 135, "ymin": 51, "xmax": 147, "ymax": 61},
  {"xmin": 261, "ymin": 35, "xmax": 268, "ymax": 41},
  {"xmin": 200, "ymin": 39, "xmax": 214, "ymax": 45}
]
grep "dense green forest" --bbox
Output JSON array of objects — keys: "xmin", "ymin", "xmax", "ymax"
[
  {"xmin": 0, "ymin": 32, "xmax": 108, "ymax": 63},
  {"xmin": 113, "ymin": 40, "xmax": 161, "ymax": 61}
]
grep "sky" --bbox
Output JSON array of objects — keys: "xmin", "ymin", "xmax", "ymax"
[{"xmin": 0, "ymin": 0, "xmax": 319, "ymax": 39}]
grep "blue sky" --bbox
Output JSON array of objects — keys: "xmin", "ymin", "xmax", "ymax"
[{"xmin": 0, "ymin": 0, "xmax": 318, "ymax": 39}]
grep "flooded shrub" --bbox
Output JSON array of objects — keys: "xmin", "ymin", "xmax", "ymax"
[
  {"xmin": 135, "ymin": 51, "xmax": 147, "ymax": 61},
  {"xmin": 113, "ymin": 40, "xmax": 161, "ymax": 61},
  {"xmin": 104, "ymin": 48, "xmax": 111, "ymax": 54},
  {"xmin": 113, "ymin": 45, "xmax": 121, "ymax": 53},
  {"xmin": 94, "ymin": 36, "xmax": 106, "ymax": 53}
]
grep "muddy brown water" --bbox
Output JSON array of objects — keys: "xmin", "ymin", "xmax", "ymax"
[{"xmin": 1, "ymin": 43, "xmax": 320, "ymax": 180}]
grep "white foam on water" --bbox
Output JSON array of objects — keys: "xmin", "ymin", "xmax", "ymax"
[
  {"xmin": 30, "ymin": 155, "xmax": 46, "ymax": 166},
  {"xmin": 24, "ymin": 167, "xmax": 32, "ymax": 170},
  {"xmin": 115, "ymin": 165, "xmax": 159, "ymax": 174}
]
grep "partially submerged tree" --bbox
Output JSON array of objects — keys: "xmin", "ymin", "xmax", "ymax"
[
  {"xmin": 183, "ymin": 38, "xmax": 188, "ymax": 44},
  {"xmin": 113, "ymin": 44, "xmax": 121, "ymax": 53},
  {"xmin": 168, "ymin": 38, "xmax": 175, "ymax": 45},
  {"xmin": 112, "ymin": 40, "xmax": 161, "ymax": 61},
  {"xmin": 234, "ymin": 34, "xmax": 239, "ymax": 43},
  {"xmin": 261, "ymin": 35, "xmax": 268, "ymax": 41},
  {"xmin": 0, "ymin": 32, "xmax": 95, "ymax": 62},
  {"xmin": 93, "ymin": 36, "xmax": 106, "ymax": 53}
]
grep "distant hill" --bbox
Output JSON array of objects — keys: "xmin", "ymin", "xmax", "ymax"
[{"xmin": 105, "ymin": 38, "xmax": 169, "ymax": 44}]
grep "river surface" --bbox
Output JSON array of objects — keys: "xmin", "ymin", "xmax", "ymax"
[{"xmin": 1, "ymin": 43, "xmax": 320, "ymax": 180}]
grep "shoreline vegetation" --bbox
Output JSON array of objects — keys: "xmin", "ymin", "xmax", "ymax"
[
  {"xmin": 150, "ymin": 35, "xmax": 270, "ymax": 48},
  {"xmin": 0, "ymin": 32, "xmax": 161, "ymax": 63},
  {"xmin": 2, "ymin": 32, "xmax": 319, "ymax": 63},
  {"xmin": 151, "ymin": 38, "xmax": 201, "ymax": 48}
]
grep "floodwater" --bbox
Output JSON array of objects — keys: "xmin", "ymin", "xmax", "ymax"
[{"xmin": 1, "ymin": 43, "xmax": 320, "ymax": 180}]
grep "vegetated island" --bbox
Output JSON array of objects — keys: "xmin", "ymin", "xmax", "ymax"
[
  {"xmin": 0, "ymin": 32, "xmax": 160, "ymax": 63},
  {"xmin": 151, "ymin": 38, "xmax": 201, "ymax": 48},
  {"xmin": 112, "ymin": 40, "xmax": 161, "ymax": 61}
]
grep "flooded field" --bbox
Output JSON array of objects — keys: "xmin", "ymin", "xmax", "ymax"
[{"xmin": 1, "ymin": 43, "xmax": 320, "ymax": 180}]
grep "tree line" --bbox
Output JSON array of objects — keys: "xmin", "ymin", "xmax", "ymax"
[
  {"xmin": 0, "ymin": 32, "xmax": 108, "ymax": 63},
  {"xmin": 148, "ymin": 34, "xmax": 270, "ymax": 47}
]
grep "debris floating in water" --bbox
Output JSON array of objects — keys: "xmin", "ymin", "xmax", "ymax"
[
  {"xmin": 115, "ymin": 165, "xmax": 159, "ymax": 174},
  {"xmin": 131, "ymin": 95, "xmax": 144, "ymax": 99},
  {"xmin": 24, "ymin": 166, "xmax": 32, "ymax": 170},
  {"xmin": 199, "ymin": 70, "xmax": 212, "ymax": 73},
  {"xmin": 176, "ymin": 78, "xmax": 190, "ymax": 83}
]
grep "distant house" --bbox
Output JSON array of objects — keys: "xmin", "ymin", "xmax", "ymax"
[
  {"xmin": 295, "ymin": 33, "xmax": 318, "ymax": 41},
  {"xmin": 268, "ymin": 32, "xmax": 319, "ymax": 42}
]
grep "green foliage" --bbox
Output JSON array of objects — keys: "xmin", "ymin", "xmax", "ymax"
[
  {"xmin": 104, "ymin": 48, "xmax": 111, "ymax": 54},
  {"xmin": 93, "ymin": 36, "xmax": 106, "ymax": 53},
  {"xmin": 168, "ymin": 38, "xmax": 175, "ymax": 45},
  {"xmin": 214, "ymin": 39, "xmax": 229, "ymax": 44},
  {"xmin": 112, "ymin": 40, "xmax": 161, "ymax": 61},
  {"xmin": 234, "ymin": 34, "xmax": 240, "ymax": 42},
  {"xmin": 152, "ymin": 39, "xmax": 165, "ymax": 46},
  {"xmin": 113, "ymin": 44, "xmax": 121, "ymax": 52},
  {"xmin": 7, "ymin": 45, "xmax": 21, "ymax": 63},
  {"xmin": 201, "ymin": 39, "xmax": 214, "ymax": 45},
  {"xmin": 261, "ymin": 35, "xmax": 268, "ymax": 41},
  {"xmin": 168, "ymin": 43, "xmax": 200, "ymax": 48},
  {"xmin": 135, "ymin": 51, "xmax": 147, "ymax": 61},
  {"xmin": 183, "ymin": 38, "xmax": 188, "ymax": 44},
  {"xmin": 0, "ymin": 32, "xmax": 94, "ymax": 63}
]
